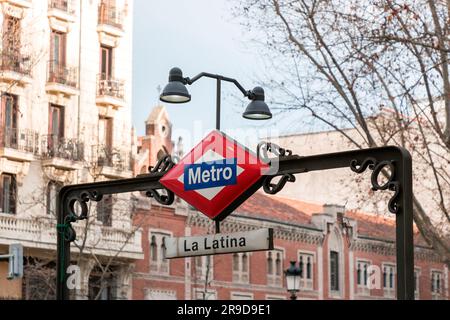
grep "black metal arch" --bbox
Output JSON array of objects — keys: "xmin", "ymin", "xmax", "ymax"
[{"xmin": 56, "ymin": 145, "xmax": 413, "ymax": 300}]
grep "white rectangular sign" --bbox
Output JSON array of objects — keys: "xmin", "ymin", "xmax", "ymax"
[{"xmin": 165, "ymin": 228, "xmax": 274, "ymax": 259}]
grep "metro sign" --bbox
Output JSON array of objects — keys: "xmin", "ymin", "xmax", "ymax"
[{"xmin": 160, "ymin": 130, "xmax": 269, "ymax": 221}]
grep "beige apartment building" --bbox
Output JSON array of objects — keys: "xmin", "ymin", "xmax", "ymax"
[{"xmin": 0, "ymin": 0, "xmax": 137, "ymax": 299}]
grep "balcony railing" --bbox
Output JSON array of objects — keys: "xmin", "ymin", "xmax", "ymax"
[
  {"xmin": 97, "ymin": 74, "xmax": 125, "ymax": 100},
  {"xmin": 1, "ymin": 127, "xmax": 39, "ymax": 154},
  {"xmin": 41, "ymin": 135, "xmax": 84, "ymax": 162},
  {"xmin": 0, "ymin": 51, "xmax": 32, "ymax": 76},
  {"xmin": 47, "ymin": 60, "xmax": 78, "ymax": 88},
  {"xmin": 48, "ymin": 0, "xmax": 75, "ymax": 15},
  {"xmin": 93, "ymin": 145, "xmax": 132, "ymax": 172},
  {"xmin": 0, "ymin": 213, "xmax": 142, "ymax": 259},
  {"xmin": 98, "ymin": 2, "xmax": 123, "ymax": 29}
]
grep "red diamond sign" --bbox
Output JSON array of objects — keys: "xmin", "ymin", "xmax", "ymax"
[{"xmin": 160, "ymin": 130, "xmax": 269, "ymax": 221}]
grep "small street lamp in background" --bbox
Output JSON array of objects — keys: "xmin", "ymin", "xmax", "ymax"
[
  {"xmin": 285, "ymin": 261, "xmax": 301, "ymax": 300},
  {"xmin": 159, "ymin": 67, "xmax": 272, "ymax": 131}
]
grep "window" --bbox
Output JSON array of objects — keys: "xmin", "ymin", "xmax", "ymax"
[
  {"xmin": 431, "ymin": 271, "xmax": 443, "ymax": 300},
  {"xmin": 46, "ymin": 181, "xmax": 62, "ymax": 215},
  {"xmin": 194, "ymin": 255, "xmax": 213, "ymax": 281},
  {"xmin": 383, "ymin": 264, "xmax": 395, "ymax": 298},
  {"xmin": 88, "ymin": 270, "xmax": 117, "ymax": 300},
  {"xmin": 149, "ymin": 231, "xmax": 170, "ymax": 274},
  {"xmin": 48, "ymin": 104, "xmax": 64, "ymax": 151},
  {"xmin": 99, "ymin": 116, "xmax": 113, "ymax": 151},
  {"xmin": 232, "ymin": 252, "xmax": 249, "ymax": 283},
  {"xmin": 150, "ymin": 235, "xmax": 157, "ymax": 262},
  {"xmin": 50, "ymin": 30, "xmax": 66, "ymax": 66},
  {"xmin": 267, "ymin": 250, "xmax": 283, "ymax": 287},
  {"xmin": 356, "ymin": 260, "xmax": 370, "ymax": 296},
  {"xmin": 329, "ymin": 251, "xmax": 339, "ymax": 292},
  {"xmin": 1, "ymin": 93, "xmax": 18, "ymax": 149},
  {"xmin": 100, "ymin": 45, "xmax": 113, "ymax": 79},
  {"xmin": 97, "ymin": 194, "xmax": 113, "ymax": 226},
  {"xmin": 0, "ymin": 174, "xmax": 17, "ymax": 214},
  {"xmin": 299, "ymin": 252, "xmax": 314, "ymax": 290},
  {"xmin": 3, "ymin": 15, "xmax": 21, "ymax": 55}
]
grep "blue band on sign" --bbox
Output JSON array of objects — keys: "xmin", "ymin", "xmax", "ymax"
[{"xmin": 184, "ymin": 158, "xmax": 237, "ymax": 191}]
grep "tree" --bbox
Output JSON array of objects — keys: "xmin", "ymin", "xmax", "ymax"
[{"xmin": 234, "ymin": 0, "xmax": 450, "ymax": 265}]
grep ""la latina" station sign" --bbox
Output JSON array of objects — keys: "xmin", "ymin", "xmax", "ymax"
[{"xmin": 164, "ymin": 228, "xmax": 274, "ymax": 259}]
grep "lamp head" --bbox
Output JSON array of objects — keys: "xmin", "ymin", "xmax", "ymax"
[
  {"xmin": 242, "ymin": 87, "xmax": 272, "ymax": 120},
  {"xmin": 160, "ymin": 67, "xmax": 191, "ymax": 103}
]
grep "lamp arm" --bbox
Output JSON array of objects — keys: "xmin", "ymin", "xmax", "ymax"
[{"xmin": 186, "ymin": 72, "xmax": 252, "ymax": 98}]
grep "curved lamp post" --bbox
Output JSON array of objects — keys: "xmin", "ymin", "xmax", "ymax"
[
  {"xmin": 160, "ymin": 67, "xmax": 272, "ymax": 131},
  {"xmin": 285, "ymin": 261, "xmax": 301, "ymax": 300}
]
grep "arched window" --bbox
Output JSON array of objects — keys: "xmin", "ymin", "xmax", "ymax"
[
  {"xmin": 306, "ymin": 256, "xmax": 311, "ymax": 279},
  {"xmin": 161, "ymin": 236, "xmax": 166, "ymax": 260},
  {"xmin": 275, "ymin": 252, "xmax": 281, "ymax": 276},
  {"xmin": 233, "ymin": 253, "xmax": 239, "ymax": 271},
  {"xmin": 242, "ymin": 253, "xmax": 248, "ymax": 272},
  {"xmin": 389, "ymin": 270, "xmax": 394, "ymax": 289},
  {"xmin": 46, "ymin": 181, "xmax": 62, "ymax": 215},
  {"xmin": 357, "ymin": 264, "xmax": 361, "ymax": 285},
  {"xmin": 328, "ymin": 227, "xmax": 344, "ymax": 294},
  {"xmin": 267, "ymin": 252, "xmax": 273, "ymax": 275},
  {"xmin": 299, "ymin": 255, "xmax": 304, "ymax": 278},
  {"xmin": 363, "ymin": 264, "xmax": 368, "ymax": 286},
  {"xmin": 150, "ymin": 235, "xmax": 157, "ymax": 262}
]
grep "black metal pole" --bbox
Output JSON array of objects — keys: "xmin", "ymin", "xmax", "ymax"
[
  {"xmin": 216, "ymin": 78, "xmax": 221, "ymax": 131},
  {"xmin": 56, "ymin": 146, "xmax": 414, "ymax": 300},
  {"xmin": 215, "ymin": 78, "xmax": 221, "ymax": 234},
  {"xmin": 272, "ymin": 146, "xmax": 414, "ymax": 299}
]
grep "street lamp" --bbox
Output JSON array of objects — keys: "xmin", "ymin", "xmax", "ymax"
[
  {"xmin": 160, "ymin": 67, "xmax": 272, "ymax": 131},
  {"xmin": 285, "ymin": 261, "xmax": 301, "ymax": 300}
]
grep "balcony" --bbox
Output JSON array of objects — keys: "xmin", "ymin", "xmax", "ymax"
[
  {"xmin": 93, "ymin": 145, "xmax": 132, "ymax": 179},
  {"xmin": 97, "ymin": 2, "xmax": 124, "ymax": 37},
  {"xmin": 0, "ymin": 213, "xmax": 143, "ymax": 260},
  {"xmin": 46, "ymin": 60, "xmax": 79, "ymax": 96},
  {"xmin": 41, "ymin": 135, "xmax": 84, "ymax": 170},
  {"xmin": 0, "ymin": 128, "xmax": 39, "ymax": 162},
  {"xmin": 48, "ymin": 0, "xmax": 76, "ymax": 23},
  {"xmin": 0, "ymin": 51, "xmax": 32, "ymax": 85},
  {"xmin": 96, "ymin": 74, "xmax": 125, "ymax": 109}
]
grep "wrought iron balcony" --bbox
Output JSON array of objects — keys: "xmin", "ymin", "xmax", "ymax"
[
  {"xmin": 48, "ymin": 0, "xmax": 75, "ymax": 15},
  {"xmin": 98, "ymin": 2, "xmax": 123, "ymax": 30},
  {"xmin": 41, "ymin": 135, "xmax": 84, "ymax": 162},
  {"xmin": 47, "ymin": 60, "xmax": 78, "ymax": 88},
  {"xmin": 0, "ymin": 51, "xmax": 32, "ymax": 76},
  {"xmin": 1, "ymin": 127, "xmax": 39, "ymax": 154},
  {"xmin": 97, "ymin": 73, "xmax": 125, "ymax": 100},
  {"xmin": 93, "ymin": 145, "xmax": 132, "ymax": 172}
]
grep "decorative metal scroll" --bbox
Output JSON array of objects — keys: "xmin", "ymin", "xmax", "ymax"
[
  {"xmin": 61, "ymin": 155, "xmax": 176, "ymax": 243},
  {"xmin": 350, "ymin": 158, "xmax": 400, "ymax": 214},
  {"xmin": 257, "ymin": 142, "xmax": 296, "ymax": 195},
  {"xmin": 145, "ymin": 155, "xmax": 175, "ymax": 206}
]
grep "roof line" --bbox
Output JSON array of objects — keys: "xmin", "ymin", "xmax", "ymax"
[{"xmin": 232, "ymin": 212, "xmax": 322, "ymax": 232}]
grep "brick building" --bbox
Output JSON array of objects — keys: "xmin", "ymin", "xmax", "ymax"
[{"xmin": 131, "ymin": 107, "xmax": 449, "ymax": 300}]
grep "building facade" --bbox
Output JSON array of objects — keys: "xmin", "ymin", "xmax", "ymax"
[
  {"xmin": 131, "ymin": 107, "xmax": 449, "ymax": 301},
  {"xmin": 0, "ymin": 0, "xmax": 137, "ymax": 299},
  {"xmin": 132, "ymin": 193, "xmax": 449, "ymax": 300}
]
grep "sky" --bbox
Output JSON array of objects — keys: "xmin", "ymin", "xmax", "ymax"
[{"xmin": 132, "ymin": 0, "xmax": 305, "ymax": 150}]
